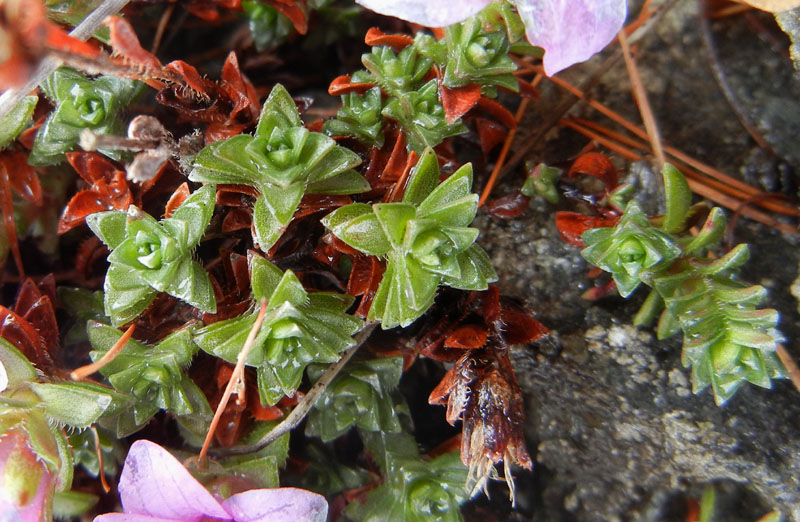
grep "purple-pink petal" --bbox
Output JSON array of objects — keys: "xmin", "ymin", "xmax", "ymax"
[
  {"xmin": 355, "ymin": 0, "xmax": 492, "ymax": 27},
  {"xmin": 221, "ymin": 488, "xmax": 328, "ymax": 522},
  {"xmin": 94, "ymin": 514, "xmax": 182, "ymax": 522},
  {"xmin": 115, "ymin": 440, "xmax": 231, "ymax": 522},
  {"xmin": 515, "ymin": 0, "xmax": 627, "ymax": 75}
]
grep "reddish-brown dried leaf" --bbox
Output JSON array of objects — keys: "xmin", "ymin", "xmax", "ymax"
[
  {"xmin": 476, "ymin": 96, "xmax": 516, "ymax": 129},
  {"xmin": 106, "ymin": 17, "xmax": 162, "ymax": 70},
  {"xmin": 554, "ymin": 211, "xmax": 617, "ymax": 246},
  {"xmin": 486, "ymin": 191, "xmax": 531, "ymax": 219},
  {"xmin": 567, "ymin": 152, "xmax": 618, "ymax": 190},
  {"xmin": 581, "ymin": 279, "xmax": 618, "ymax": 301},
  {"xmin": 364, "ymin": 27, "xmax": 414, "ymax": 50},
  {"xmin": 163, "ymin": 183, "xmax": 191, "ymax": 219},
  {"xmin": 501, "ymin": 306, "xmax": 548, "ymax": 345},
  {"xmin": 0, "ymin": 155, "xmax": 24, "ymax": 277},
  {"xmin": 328, "ymin": 75, "xmax": 376, "ymax": 96},
  {"xmin": 440, "ymin": 83, "xmax": 482, "ymax": 124},
  {"xmin": 4, "ymin": 150, "xmax": 41, "ymax": 205},
  {"xmin": 222, "ymin": 207, "xmax": 252, "ymax": 233},
  {"xmin": 474, "ymin": 117, "xmax": 508, "ymax": 157},
  {"xmin": 444, "ymin": 324, "xmax": 488, "ymax": 349},
  {"xmin": 266, "ymin": 0, "xmax": 309, "ymax": 34}
]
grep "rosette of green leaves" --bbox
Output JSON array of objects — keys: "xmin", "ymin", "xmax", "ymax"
[
  {"xmin": 189, "ymin": 84, "xmax": 369, "ymax": 250},
  {"xmin": 346, "ymin": 431, "xmax": 469, "ymax": 522},
  {"xmin": 86, "ymin": 321, "xmax": 212, "ymax": 436},
  {"xmin": 0, "ymin": 338, "xmax": 130, "ymax": 495},
  {"xmin": 382, "ymin": 79, "xmax": 468, "ymax": 154},
  {"xmin": 193, "ymin": 254, "xmax": 364, "ymax": 406},
  {"xmin": 323, "ymin": 148, "xmax": 496, "ymax": 329},
  {"xmin": 29, "ymin": 68, "xmax": 142, "ymax": 165},
  {"xmin": 362, "ymin": 45, "xmax": 432, "ymax": 97},
  {"xmin": 581, "ymin": 200, "xmax": 682, "ymax": 297},
  {"xmin": 323, "ymin": 84, "xmax": 385, "ymax": 148},
  {"xmin": 441, "ymin": 16, "xmax": 518, "ymax": 91},
  {"xmin": 305, "ymin": 357, "xmax": 406, "ymax": 441},
  {"xmin": 653, "ymin": 246, "xmax": 785, "ymax": 405},
  {"xmin": 86, "ymin": 185, "xmax": 216, "ymax": 326}
]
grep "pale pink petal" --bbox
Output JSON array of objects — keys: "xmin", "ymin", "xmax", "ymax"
[
  {"xmin": 117, "ymin": 440, "xmax": 231, "ymax": 521},
  {"xmin": 221, "ymin": 488, "xmax": 328, "ymax": 522},
  {"xmin": 515, "ymin": 0, "xmax": 627, "ymax": 75},
  {"xmin": 355, "ymin": 0, "xmax": 492, "ymax": 27},
  {"xmin": 95, "ymin": 514, "xmax": 179, "ymax": 522}
]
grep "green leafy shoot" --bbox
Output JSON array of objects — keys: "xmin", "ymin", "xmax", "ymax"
[
  {"xmin": 189, "ymin": 83, "xmax": 369, "ymax": 250},
  {"xmin": 305, "ymin": 356, "xmax": 407, "ymax": 441},
  {"xmin": 29, "ymin": 68, "xmax": 142, "ymax": 165},
  {"xmin": 323, "ymin": 147, "xmax": 497, "ymax": 329},
  {"xmin": 362, "ymin": 45, "xmax": 432, "ymax": 98},
  {"xmin": 580, "ymin": 163, "xmax": 786, "ymax": 404},
  {"xmin": 192, "ymin": 254, "xmax": 364, "ymax": 406},
  {"xmin": 346, "ymin": 431, "xmax": 469, "ymax": 522},
  {"xmin": 0, "ymin": 95, "xmax": 37, "ymax": 149},
  {"xmin": 86, "ymin": 321, "xmax": 212, "ymax": 436},
  {"xmin": 440, "ymin": 15, "xmax": 518, "ymax": 92},
  {"xmin": 86, "ymin": 184, "xmax": 217, "ymax": 326},
  {"xmin": 323, "ymin": 86, "xmax": 386, "ymax": 148},
  {"xmin": 381, "ymin": 79, "xmax": 468, "ymax": 154}
]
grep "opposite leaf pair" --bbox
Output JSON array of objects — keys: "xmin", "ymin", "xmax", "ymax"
[{"xmin": 322, "ymin": 147, "xmax": 497, "ymax": 329}]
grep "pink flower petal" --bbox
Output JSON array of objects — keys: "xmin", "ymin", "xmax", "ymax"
[
  {"xmin": 117, "ymin": 440, "xmax": 231, "ymax": 521},
  {"xmin": 221, "ymin": 488, "xmax": 328, "ymax": 522},
  {"xmin": 95, "ymin": 514, "xmax": 180, "ymax": 522},
  {"xmin": 515, "ymin": 0, "xmax": 627, "ymax": 75},
  {"xmin": 355, "ymin": 0, "xmax": 492, "ymax": 27}
]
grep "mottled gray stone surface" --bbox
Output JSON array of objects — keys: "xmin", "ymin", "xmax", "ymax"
[{"xmin": 467, "ymin": 1, "xmax": 800, "ymax": 520}]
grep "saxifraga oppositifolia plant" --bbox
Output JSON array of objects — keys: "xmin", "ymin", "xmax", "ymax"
[{"xmin": 0, "ymin": 0, "xmax": 794, "ymax": 520}]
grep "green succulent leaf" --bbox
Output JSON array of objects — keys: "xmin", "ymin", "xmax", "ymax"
[
  {"xmin": 382, "ymin": 79, "xmax": 468, "ymax": 154},
  {"xmin": 86, "ymin": 321, "xmax": 209, "ymax": 435},
  {"xmin": 0, "ymin": 96, "xmax": 37, "ymax": 149},
  {"xmin": 193, "ymin": 254, "xmax": 364, "ymax": 405},
  {"xmin": 683, "ymin": 207, "xmax": 727, "ymax": 256},
  {"xmin": 0, "ymin": 337, "xmax": 37, "ymax": 388},
  {"xmin": 29, "ymin": 67, "xmax": 142, "ymax": 165},
  {"xmin": 28, "ymin": 381, "xmax": 129, "ymax": 429},
  {"xmin": 87, "ymin": 185, "xmax": 216, "ymax": 325},
  {"xmin": 323, "ymin": 86, "xmax": 386, "ymax": 148},
  {"xmin": 324, "ymin": 148, "xmax": 496, "ymax": 329},
  {"xmin": 52, "ymin": 491, "xmax": 99, "ymax": 519},
  {"xmin": 306, "ymin": 357, "xmax": 406, "ymax": 441},
  {"xmin": 362, "ymin": 46, "xmax": 432, "ymax": 97},
  {"xmin": 189, "ymin": 84, "xmax": 367, "ymax": 251},
  {"xmin": 653, "ymin": 252, "xmax": 785, "ymax": 405},
  {"xmin": 440, "ymin": 16, "xmax": 518, "ymax": 91},
  {"xmin": 347, "ymin": 431, "xmax": 468, "ymax": 522},
  {"xmin": 661, "ymin": 163, "xmax": 692, "ymax": 234},
  {"xmin": 582, "ymin": 200, "xmax": 682, "ymax": 297}
]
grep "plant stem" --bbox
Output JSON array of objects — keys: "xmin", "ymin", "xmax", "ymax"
[
  {"xmin": 0, "ymin": 0, "xmax": 131, "ymax": 122},
  {"xmin": 209, "ymin": 322, "xmax": 377, "ymax": 457},
  {"xmin": 70, "ymin": 324, "xmax": 135, "ymax": 380},
  {"xmin": 198, "ymin": 297, "xmax": 268, "ymax": 466}
]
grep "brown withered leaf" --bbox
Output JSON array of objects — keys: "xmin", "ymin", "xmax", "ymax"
[{"xmin": 429, "ymin": 348, "xmax": 532, "ymax": 505}]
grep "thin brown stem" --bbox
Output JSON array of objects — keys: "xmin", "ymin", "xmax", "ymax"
[
  {"xmin": 618, "ymin": 30, "xmax": 665, "ymax": 167},
  {"xmin": 91, "ymin": 426, "xmax": 111, "ymax": 493},
  {"xmin": 198, "ymin": 297, "xmax": 268, "ymax": 466},
  {"xmin": 478, "ymin": 97, "xmax": 530, "ymax": 207},
  {"xmin": 70, "ymin": 324, "xmax": 135, "ymax": 380},
  {"xmin": 776, "ymin": 344, "xmax": 800, "ymax": 395},
  {"xmin": 209, "ymin": 323, "xmax": 377, "ymax": 458}
]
